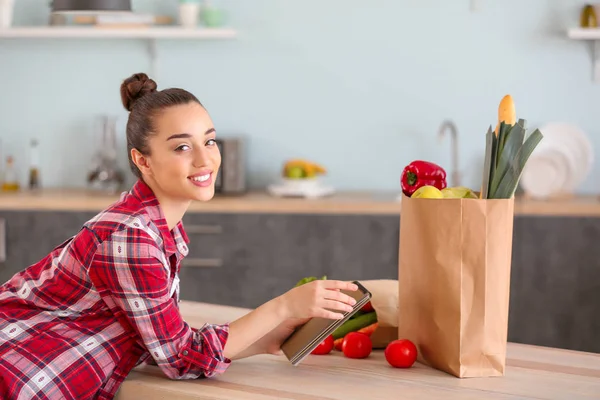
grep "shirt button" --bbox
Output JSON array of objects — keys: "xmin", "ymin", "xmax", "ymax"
[{"xmin": 182, "ymin": 350, "xmax": 188, "ymax": 356}]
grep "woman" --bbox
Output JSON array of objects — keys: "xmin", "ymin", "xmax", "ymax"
[{"xmin": 0, "ymin": 73, "xmax": 359, "ymax": 400}]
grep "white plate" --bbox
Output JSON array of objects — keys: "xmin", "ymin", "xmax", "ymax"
[
  {"xmin": 521, "ymin": 122, "xmax": 594, "ymax": 198},
  {"xmin": 267, "ymin": 178, "xmax": 335, "ymax": 199},
  {"xmin": 537, "ymin": 122, "xmax": 593, "ymax": 189},
  {"xmin": 521, "ymin": 147, "xmax": 572, "ymax": 198}
]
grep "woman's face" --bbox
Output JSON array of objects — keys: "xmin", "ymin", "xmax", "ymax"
[{"xmin": 136, "ymin": 101, "xmax": 221, "ymax": 203}]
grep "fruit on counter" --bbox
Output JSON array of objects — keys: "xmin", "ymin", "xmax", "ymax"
[
  {"xmin": 311, "ymin": 335, "xmax": 334, "ymax": 355},
  {"xmin": 282, "ymin": 159, "xmax": 327, "ymax": 179},
  {"xmin": 334, "ymin": 322, "xmax": 378, "ymax": 351},
  {"xmin": 384, "ymin": 339, "xmax": 418, "ymax": 368},
  {"xmin": 441, "ymin": 186, "xmax": 478, "ymax": 199},
  {"xmin": 291, "ymin": 276, "xmax": 418, "ymax": 367},
  {"xmin": 411, "ymin": 185, "xmax": 443, "ymax": 199},
  {"xmin": 494, "ymin": 94, "xmax": 516, "ymax": 136},
  {"xmin": 332, "ymin": 310, "xmax": 377, "ymax": 351},
  {"xmin": 342, "ymin": 332, "xmax": 372, "ymax": 359},
  {"xmin": 400, "ymin": 160, "xmax": 447, "ymax": 197}
]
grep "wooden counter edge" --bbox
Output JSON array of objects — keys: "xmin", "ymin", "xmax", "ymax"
[{"xmin": 0, "ymin": 189, "xmax": 598, "ymax": 216}]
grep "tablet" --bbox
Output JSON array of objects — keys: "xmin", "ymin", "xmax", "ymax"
[{"xmin": 280, "ymin": 280, "xmax": 372, "ymax": 366}]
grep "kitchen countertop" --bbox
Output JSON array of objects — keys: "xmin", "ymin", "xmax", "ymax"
[
  {"xmin": 0, "ymin": 189, "xmax": 598, "ymax": 216},
  {"xmin": 115, "ymin": 301, "xmax": 600, "ymax": 400}
]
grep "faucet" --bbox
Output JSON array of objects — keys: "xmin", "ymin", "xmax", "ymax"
[{"xmin": 438, "ymin": 119, "xmax": 461, "ymax": 187}]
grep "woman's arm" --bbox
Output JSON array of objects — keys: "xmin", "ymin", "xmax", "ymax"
[
  {"xmin": 92, "ymin": 226, "xmax": 358, "ymax": 371},
  {"xmin": 221, "ymin": 296, "xmax": 285, "ymax": 360},
  {"xmin": 228, "ymin": 317, "xmax": 310, "ymax": 360},
  {"xmin": 222, "ymin": 280, "xmax": 359, "ymax": 360}
]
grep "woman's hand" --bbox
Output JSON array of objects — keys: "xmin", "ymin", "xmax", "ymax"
[
  {"xmin": 280, "ymin": 280, "xmax": 359, "ymax": 320},
  {"xmin": 259, "ymin": 317, "xmax": 310, "ymax": 356},
  {"xmin": 223, "ymin": 280, "xmax": 358, "ymax": 360}
]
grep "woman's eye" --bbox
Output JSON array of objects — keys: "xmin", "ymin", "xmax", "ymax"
[
  {"xmin": 175, "ymin": 144, "xmax": 190, "ymax": 152},
  {"xmin": 206, "ymin": 139, "xmax": 217, "ymax": 146}
]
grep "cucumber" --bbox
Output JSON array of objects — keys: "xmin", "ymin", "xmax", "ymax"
[
  {"xmin": 332, "ymin": 311, "xmax": 377, "ymax": 339},
  {"xmin": 350, "ymin": 310, "xmax": 366, "ymax": 319}
]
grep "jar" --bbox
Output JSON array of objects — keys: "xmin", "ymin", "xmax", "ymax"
[{"xmin": 179, "ymin": 0, "xmax": 200, "ymax": 28}]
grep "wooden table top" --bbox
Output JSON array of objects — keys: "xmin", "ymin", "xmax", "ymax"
[{"xmin": 115, "ymin": 301, "xmax": 600, "ymax": 400}]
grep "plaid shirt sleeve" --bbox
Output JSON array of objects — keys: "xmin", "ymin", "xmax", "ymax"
[{"xmin": 91, "ymin": 226, "xmax": 231, "ymax": 380}]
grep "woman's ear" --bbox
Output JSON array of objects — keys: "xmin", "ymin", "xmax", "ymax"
[{"xmin": 131, "ymin": 148, "xmax": 152, "ymax": 177}]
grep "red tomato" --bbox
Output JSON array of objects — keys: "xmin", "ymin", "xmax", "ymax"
[
  {"xmin": 385, "ymin": 339, "xmax": 418, "ymax": 368},
  {"xmin": 360, "ymin": 301, "xmax": 374, "ymax": 313},
  {"xmin": 342, "ymin": 332, "xmax": 372, "ymax": 359},
  {"xmin": 311, "ymin": 335, "xmax": 334, "ymax": 355}
]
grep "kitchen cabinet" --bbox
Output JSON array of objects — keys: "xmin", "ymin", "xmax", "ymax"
[
  {"xmin": 508, "ymin": 216, "xmax": 600, "ymax": 354},
  {"xmin": 0, "ymin": 210, "xmax": 598, "ymax": 354},
  {"xmin": 178, "ymin": 213, "xmax": 399, "ymax": 308},
  {"xmin": 0, "ymin": 211, "xmax": 95, "ymax": 284}
]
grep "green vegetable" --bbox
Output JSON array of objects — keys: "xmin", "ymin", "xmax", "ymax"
[
  {"xmin": 332, "ymin": 311, "xmax": 377, "ymax": 339},
  {"xmin": 350, "ymin": 310, "xmax": 366, "ymax": 320},
  {"xmin": 485, "ymin": 119, "xmax": 543, "ymax": 199},
  {"xmin": 294, "ymin": 275, "xmax": 327, "ymax": 287},
  {"xmin": 490, "ymin": 121, "xmax": 523, "ymax": 194}
]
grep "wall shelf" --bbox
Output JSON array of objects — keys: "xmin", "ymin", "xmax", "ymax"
[
  {"xmin": 0, "ymin": 26, "xmax": 238, "ymax": 76},
  {"xmin": 567, "ymin": 28, "xmax": 600, "ymax": 82},
  {"xmin": 0, "ymin": 26, "xmax": 237, "ymax": 39}
]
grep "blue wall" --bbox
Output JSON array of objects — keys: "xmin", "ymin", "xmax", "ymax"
[{"xmin": 0, "ymin": 0, "xmax": 598, "ymax": 194}]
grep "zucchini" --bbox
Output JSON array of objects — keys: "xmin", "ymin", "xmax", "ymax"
[{"xmin": 332, "ymin": 311, "xmax": 377, "ymax": 339}]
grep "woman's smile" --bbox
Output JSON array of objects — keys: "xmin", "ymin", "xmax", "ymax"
[{"xmin": 189, "ymin": 171, "xmax": 213, "ymax": 187}]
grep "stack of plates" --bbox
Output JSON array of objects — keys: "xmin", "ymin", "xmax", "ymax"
[{"xmin": 520, "ymin": 122, "xmax": 594, "ymax": 199}]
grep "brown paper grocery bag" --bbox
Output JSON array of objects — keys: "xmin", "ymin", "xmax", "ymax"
[
  {"xmin": 398, "ymin": 194, "xmax": 514, "ymax": 378},
  {"xmin": 360, "ymin": 280, "xmax": 399, "ymax": 348}
]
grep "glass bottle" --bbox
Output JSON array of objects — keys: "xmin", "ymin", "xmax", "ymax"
[
  {"xmin": 581, "ymin": 4, "xmax": 598, "ymax": 28},
  {"xmin": 29, "ymin": 139, "xmax": 40, "ymax": 190},
  {"xmin": 2, "ymin": 156, "xmax": 20, "ymax": 192}
]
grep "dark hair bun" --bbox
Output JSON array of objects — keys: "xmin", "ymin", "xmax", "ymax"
[{"xmin": 120, "ymin": 73, "xmax": 157, "ymax": 112}]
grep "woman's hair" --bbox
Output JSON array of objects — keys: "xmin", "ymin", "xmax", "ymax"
[{"xmin": 120, "ymin": 72, "xmax": 203, "ymax": 178}]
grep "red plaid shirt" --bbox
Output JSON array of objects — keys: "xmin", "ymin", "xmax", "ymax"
[{"xmin": 0, "ymin": 179, "xmax": 231, "ymax": 399}]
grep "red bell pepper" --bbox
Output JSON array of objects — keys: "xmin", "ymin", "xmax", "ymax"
[{"xmin": 401, "ymin": 160, "xmax": 447, "ymax": 197}]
